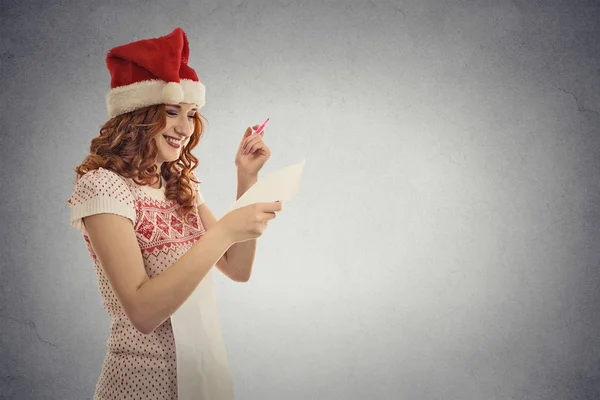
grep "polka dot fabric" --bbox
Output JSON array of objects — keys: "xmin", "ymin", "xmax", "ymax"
[
  {"xmin": 68, "ymin": 167, "xmax": 137, "ymax": 237},
  {"xmin": 67, "ymin": 167, "xmax": 232, "ymax": 399}
]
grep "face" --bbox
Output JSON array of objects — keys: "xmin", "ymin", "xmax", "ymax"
[{"xmin": 155, "ymin": 103, "xmax": 198, "ymax": 166}]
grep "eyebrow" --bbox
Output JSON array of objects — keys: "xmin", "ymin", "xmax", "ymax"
[{"xmin": 166, "ymin": 104, "xmax": 198, "ymax": 112}]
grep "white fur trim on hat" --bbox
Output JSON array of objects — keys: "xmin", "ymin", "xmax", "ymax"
[
  {"xmin": 162, "ymin": 82, "xmax": 184, "ymax": 104},
  {"xmin": 106, "ymin": 78, "xmax": 206, "ymax": 118}
]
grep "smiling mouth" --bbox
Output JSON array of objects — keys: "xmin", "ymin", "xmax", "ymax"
[
  {"xmin": 163, "ymin": 135, "xmax": 183, "ymax": 141},
  {"xmin": 163, "ymin": 135, "xmax": 183, "ymax": 148}
]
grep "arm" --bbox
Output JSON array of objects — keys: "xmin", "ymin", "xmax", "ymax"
[
  {"xmin": 83, "ymin": 213, "xmax": 234, "ymax": 335},
  {"xmin": 224, "ymin": 172, "xmax": 259, "ymax": 282},
  {"xmin": 197, "ymin": 172, "xmax": 258, "ymax": 283}
]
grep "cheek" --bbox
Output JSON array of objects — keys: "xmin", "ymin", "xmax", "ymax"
[
  {"xmin": 164, "ymin": 119, "xmax": 176, "ymax": 131},
  {"xmin": 161, "ymin": 115, "xmax": 176, "ymax": 129}
]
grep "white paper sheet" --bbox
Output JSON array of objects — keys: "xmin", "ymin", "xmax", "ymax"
[
  {"xmin": 227, "ymin": 158, "xmax": 306, "ymax": 212},
  {"xmin": 171, "ymin": 159, "xmax": 306, "ymax": 399},
  {"xmin": 171, "ymin": 269, "xmax": 233, "ymax": 400}
]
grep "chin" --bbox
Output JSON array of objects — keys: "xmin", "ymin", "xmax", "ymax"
[{"xmin": 160, "ymin": 145, "xmax": 183, "ymax": 159}]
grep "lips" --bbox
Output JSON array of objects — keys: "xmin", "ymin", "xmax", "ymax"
[{"xmin": 162, "ymin": 135, "xmax": 184, "ymax": 149}]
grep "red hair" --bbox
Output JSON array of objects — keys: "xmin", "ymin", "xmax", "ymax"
[{"xmin": 72, "ymin": 104, "xmax": 207, "ymax": 225}]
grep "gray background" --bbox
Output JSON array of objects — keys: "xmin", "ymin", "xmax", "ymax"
[{"xmin": 1, "ymin": 0, "xmax": 599, "ymax": 399}]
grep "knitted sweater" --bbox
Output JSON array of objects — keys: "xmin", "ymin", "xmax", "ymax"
[{"xmin": 67, "ymin": 167, "xmax": 233, "ymax": 400}]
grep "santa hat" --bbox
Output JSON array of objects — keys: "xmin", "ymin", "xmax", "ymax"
[{"xmin": 105, "ymin": 27, "xmax": 205, "ymax": 118}]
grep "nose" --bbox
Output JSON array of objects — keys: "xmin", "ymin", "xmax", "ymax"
[{"xmin": 174, "ymin": 113, "xmax": 193, "ymax": 137}]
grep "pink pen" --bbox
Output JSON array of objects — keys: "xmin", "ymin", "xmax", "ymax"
[{"xmin": 253, "ymin": 118, "xmax": 270, "ymax": 135}]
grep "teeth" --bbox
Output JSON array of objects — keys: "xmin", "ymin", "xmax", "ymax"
[{"xmin": 165, "ymin": 136, "xmax": 181, "ymax": 144}]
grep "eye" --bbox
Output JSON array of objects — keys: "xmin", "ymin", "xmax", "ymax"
[
  {"xmin": 167, "ymin": 110, "xmax": 178, "ymax": 116},
  {"xmin": 188, "ymin": 114, "xmax": 195, "ymax": 119}
]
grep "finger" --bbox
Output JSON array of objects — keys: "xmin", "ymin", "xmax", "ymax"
[
  {"xmin": 240, "ymin": 130, "xmax": 257, "ymax": 150},
  {"xmin": 249, "ymin": 141, "xmax": 267, "ymax": 154},
  {"xmin": 244, "ymin": 134, "xmax": 262, "ymax": 145},
  {"xmin": 242, "ymin": 126, "xmax": 254, "ymax": 140},
  {"xmin": 243, "ymin": 136, "xmax": 263, "ymax": 151},
  {"xmin": 244, "ymin": 135, "xmax": 262, "ymax": 147},
  {"xmin": 242, "ymin": 138, "xmax": 252, "ymax": 152},
  {"xmin": 261, "ymin": 212, "xmax": 276, "ymax": 221},
  {"xmin": 246, "ymin": 142, "xmax": 263, "ymax": 153},
  {"xmin": 260, "ymin": 201, "xmax": 283, "ymax": 212},
  {"xmin": 239, "ymin": 129, "xmax": 252, "ymax": 150}
]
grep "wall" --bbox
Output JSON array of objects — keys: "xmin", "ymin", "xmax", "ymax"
[{"xmin": 1, "ymin": 0, "xmax": 599, "ymax": 398}]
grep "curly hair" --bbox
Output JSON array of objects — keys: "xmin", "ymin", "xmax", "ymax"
[{"xmin": 71, "ymin": 104, "xmax": 207, "ymax": 225}]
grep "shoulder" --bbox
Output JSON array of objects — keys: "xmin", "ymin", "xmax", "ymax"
[
  {"xmin": 67, "ymin": 167, "xmax": 137, "ymax": 235},
  {"xmin": 77, "ymin": 167, "xmax": 129, "ymax": 185},
  {"xmin": 68, "ymin": 167, "xmax": 135, "ymax": 207}
]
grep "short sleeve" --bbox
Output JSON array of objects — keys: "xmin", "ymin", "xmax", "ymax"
[
  {"xmin": 66, "ymin": 167, "xmax": 137, "ymax": 236},
  {"xmin": 190, "ymin": 170, "xmax": 205, "ymax": 206}
]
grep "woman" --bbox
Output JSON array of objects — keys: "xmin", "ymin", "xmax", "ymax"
[{"xmin": 66, "ymin": 27, "xmax": 281, "ymax": 399}]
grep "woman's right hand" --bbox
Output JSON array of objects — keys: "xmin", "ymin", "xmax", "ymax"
[{"xmin": 216, "ymin": 201, "xmax": 283, "ymax": 244}]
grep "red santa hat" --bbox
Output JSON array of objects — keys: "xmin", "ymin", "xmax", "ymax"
[{"xmin": 105, "ymin": 27, "xmax": 205, "ymax": 118}]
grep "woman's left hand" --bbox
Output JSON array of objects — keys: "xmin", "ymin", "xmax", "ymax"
[{"xmin": 234, "ymin": 124, "xmax": 271, "ymax": 176}]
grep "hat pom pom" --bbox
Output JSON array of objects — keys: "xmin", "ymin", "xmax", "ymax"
[{"xmin": 162, "ymin": 82, "xmax": 184, "ymax": 104}]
